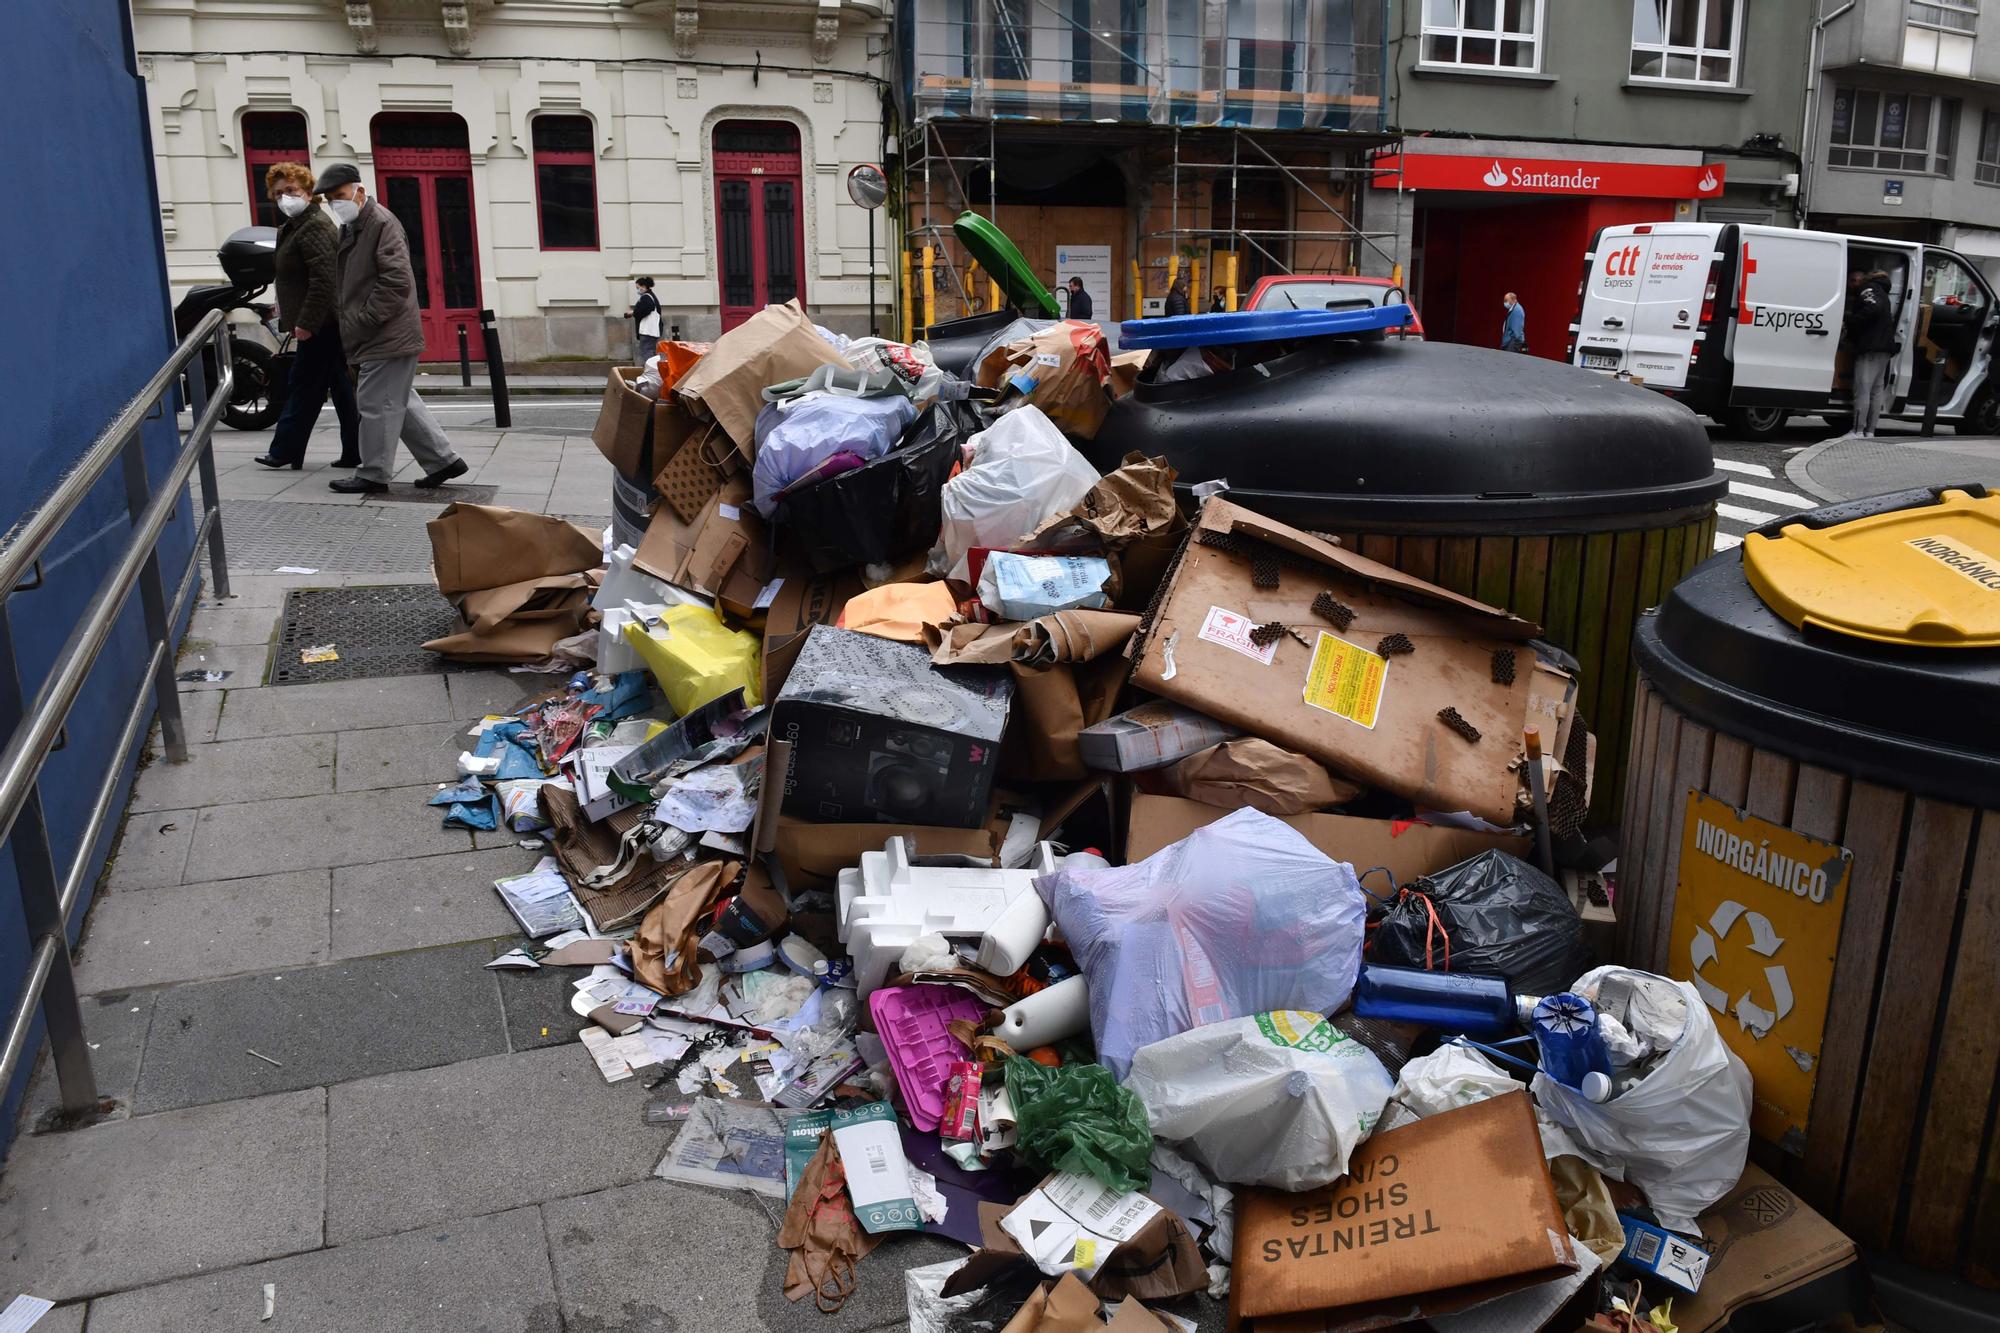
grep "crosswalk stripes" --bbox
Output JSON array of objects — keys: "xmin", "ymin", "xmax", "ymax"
[{"xmin": 1709, "ymin": 462, "xmax": 1815, "ymax": 553}]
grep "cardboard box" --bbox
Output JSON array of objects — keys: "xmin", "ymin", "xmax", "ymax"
[
  {"xmin": 1127, "ymin": 794, "xmax": 1526, "ymax": 890},
  {"xmin": 632, "ymin": 476, "xmax": 779, "ymax": 618},
  {"xmin": 1077, "ymin": 699, "xmax": 1240, "ymax": 773},
  {"xmin": 592, "ymin": 367, "xmax": 699, "ymax": 484},
  {"xmin": 1618, "ymin": 1214, "xmax": 1709, "ymax": 1294},
  {"xmin": 771, "ymin": 626, "xmax": 1012, "ymax": 829},
  {"xmin": 1129, "ymin": 499, "xmax": 1571, "ymax": 826},
  {"xmin": 1671, "ymin": 1165, "xmax": 1862, "ymax": 1333},
  {"xmin": 1232, "ymin": 1091, "xmax": 1577, "ymax": 1331},
  {"xmin": 573, "ymin": 743, "xmax": 640, "ymax": 822}
]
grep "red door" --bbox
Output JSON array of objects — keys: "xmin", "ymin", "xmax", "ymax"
[
  {"xmin": 714, "ymin": 121, "xmax": 805, "ymax": 332},
  {"xmin": 371, "ymin": 115, "xmax": 481, "ymax": 361}
]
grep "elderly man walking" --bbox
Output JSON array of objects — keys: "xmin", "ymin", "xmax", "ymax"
[{"xmin": 316, "ymin": 163, "xmax": 468, "ymax": 495}]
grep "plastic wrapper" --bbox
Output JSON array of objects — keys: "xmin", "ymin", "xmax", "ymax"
[
  {"xmin": 933, "ymin": 407, "xmax": 1100, "ymax": 581},
  {"xmin": 1004, "ymin": 1055, "xmax": 1153, "ymax": 1194},
  {"xmin": 845, "ymin": 336, "xmax": 944, "ymax": 404},
  {"xmin": 751, "ymin": 391, "xmax": 918, "ymax": 519},
  {"xmin": 774, "ymin": 400, "xmax": 971, "ymax": 574},
  {"xmin": 1035, "ymin": 806, "xmax": 1368, "ymax": 1080},
  {"xmin": 1532, "ymin": 965, "xmax": 1753, "ymax": 1234},
  {"xmin": 1124, "ymin": 1010, "xmax": 1393, "ymax": 1190},
  {"xmin": 1371, "ymin": 849, "xmax": 1591, "ymax": 996},
  {"xmin": 976, "ymin": 552, "xmax": 1112, "ymax": 620},
  {"xmin": 1376, "ymin": 1041, "xmax": 1521, "ymax": 1132}
]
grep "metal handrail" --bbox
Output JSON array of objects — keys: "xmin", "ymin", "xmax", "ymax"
[{"xmin": 0, "ymin": 309, "xmax": 234, "ymax": 1117}]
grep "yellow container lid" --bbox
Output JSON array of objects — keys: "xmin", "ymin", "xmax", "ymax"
[{"xmin": 1742, "ymin": 487, "xmax": 2000, "ymax": 648}]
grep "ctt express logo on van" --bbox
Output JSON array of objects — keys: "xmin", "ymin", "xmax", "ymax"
[
  {"xmin": 1735, "ymin": 241, "xmax": 1828, "ymax": 332},
  {"xmin": 1603, "ymin": 244, "xmax": 1644, "ymax": 277}
]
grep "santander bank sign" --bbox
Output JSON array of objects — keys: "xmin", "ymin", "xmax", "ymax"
[{"xmin": 1372, "ymin": 152, "xmax": 1725, "ymax": 199}]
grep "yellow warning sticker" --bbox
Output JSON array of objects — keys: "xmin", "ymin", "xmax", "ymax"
[{"xmin": 1302, "ymin": 632, "xmax": 1387, "ymax": 728}]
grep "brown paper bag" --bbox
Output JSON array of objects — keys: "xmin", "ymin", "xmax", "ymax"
[
  {"xmin": 629, "ymin": 860, "xmax": 737, "ymax": 995},
  {"xmin": 673, "ymin": 300, "xmax": 851, "ymax": 461},
  {"xmin": 925, "ymin": 612, "xmax": 1138, "ymax": 781},
  {"xmin": 423, "ymin": 575, "xmax": 597, "ymax": 663},
  {"xmin": 1020, "ymin": 455, "xmax": 1187, "ymax": 610},
  {"xmin": 426, "ymin": 502, "xmax": 603, "ymax": 595},
  {"xmin": 1156, "ymin": 737, "xmax": 1360, "ymax": 815},
  {"xmin": 779, "ymin": 1133, "xmax": 880, "ymax": 1312},
  {"xmin": 975, "ymin": 321, "xmax": 1112, "ymax": 440}
]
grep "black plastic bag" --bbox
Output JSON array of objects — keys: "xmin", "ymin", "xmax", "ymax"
[
  {"xmin": 1368, "ymin": 849, "xmax": 1590, "ymax": 997},
  {"xmin": 774, "ymin": 398, "xmax": 971, "ymax": 572}
]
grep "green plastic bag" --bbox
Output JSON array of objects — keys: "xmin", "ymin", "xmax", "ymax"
[{"xmin": 1004, "ymin": 1056, "xmax": 1153, "ymax": 1194}]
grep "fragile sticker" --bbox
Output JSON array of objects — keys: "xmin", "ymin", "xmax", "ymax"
[
  {"xmin": 1197, "ymin": 606, "xmax": 1277, "ymax": 666},
  {"xmin": 1302, "ymin": 632, "xmax": 1386, "ymax": 728}
]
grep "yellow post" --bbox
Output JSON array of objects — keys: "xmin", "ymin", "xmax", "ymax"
[
  {"xmin": 921, "ymin": 246, "xmax": 936, "ymax": 334},
  {"xmin": 1224, "ymin": 252, "xmax": 1239, "ymax": 312},
  {"xmin": 1165, "ymin": 252, "xmax": 1180, "ymax": 297},
  {"xmin": 1130, "ymin": 259, "xmax": 1143, "ymax": 320},
  {"xmin": 900, "ymin": 249, "xmax": 914, "ymax": 342},
  {"xmin": 991, "ymin": 278, "xmax": 1002, "ymax": 312},
  {"xmin": 965, "ymin": 261, "xmax": 981, "ymax": 312},
  {"xmin": 1391, "ymin": 262, "xmax": 1404, "ymax": 287},
  {"xmin": 1191, "ymin": 259, "xmax": 1202, "ymax": 308}
]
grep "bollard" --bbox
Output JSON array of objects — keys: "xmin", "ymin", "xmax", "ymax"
[
  {"xmin": 457, "ymin": 324, "xmax": 471, "ymax": 387},
  {"xmin": 479, "ymin": 308, "xmax": 511, "ymax": 428}
]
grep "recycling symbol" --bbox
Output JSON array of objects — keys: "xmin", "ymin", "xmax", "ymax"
[{"xmin": 1690, "ymin": 899, "xmax": 1793, "ymax": 1038}]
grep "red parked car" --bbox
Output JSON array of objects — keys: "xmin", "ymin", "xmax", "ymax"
[{"xmin": 1242, "ymin": 274, "xmax": 1424, "ymax": 338}]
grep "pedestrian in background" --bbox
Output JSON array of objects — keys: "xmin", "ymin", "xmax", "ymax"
[
  {"xmin": 1209, "ymin": 286, "xmax": 1227, "ymax": 313},
  {"xmin": 317, "ymin": 163, "xmax": 468, "ymax": 496},
  {"xmin": 628, "ymin": 276, "xmax": 661, "ymax": 367},
  {"xmin": 252, "ymin": 161, "xmax": 360, "ymax": 471},
  {"xmin": 1845, "ymin": 268, "xmax": 1897, "ymax": 438},
  {"xmin": 1501, "ymin": 291, "xmax": 1527, "ymax": 353},
  {"xmin": 1065, "ymin": 276, "xmax": 1093, "ymax": 321},
  {"xmin": 1165, "ymin": 268, "xmax": 1192, "ymax": 317}
]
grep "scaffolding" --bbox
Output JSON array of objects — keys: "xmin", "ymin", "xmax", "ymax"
[{"xmin": 895, "ymin": 0, "xmax": 1403, "ymax": 327}]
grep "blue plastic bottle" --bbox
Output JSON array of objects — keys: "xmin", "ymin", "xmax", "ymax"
[{"xmin": 1351, "ymin": 964, "xmax": 1520, "ymax": 1036}]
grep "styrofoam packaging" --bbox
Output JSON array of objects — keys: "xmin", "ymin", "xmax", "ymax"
[
  {"xmin": 974, "ymin": 890, "xmax": 1051, "ymax": 976},
  {"xmin": 840, "ymin": 837, "xmax": 1060, "ymax": 994},
  {"xmin": 1076, "ymin": 700, "xmax": 1242, "ymax": 773},
  {"xmin": 997, "ymin": 975, "xmax": 1090, "ymax": 1049}
]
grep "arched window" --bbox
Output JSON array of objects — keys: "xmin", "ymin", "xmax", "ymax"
[
  {"xmin": 532, "ymin": 116, "xmax": 599, "ymax": 250},
  {"xmin": 243, "ymin": 111, "xmax": 309, "ymax": 228}
]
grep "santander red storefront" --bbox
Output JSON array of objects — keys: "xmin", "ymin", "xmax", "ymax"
[{"xmin": 1372, "ymin": 148, "xmax": 1726, "ymax": 359}]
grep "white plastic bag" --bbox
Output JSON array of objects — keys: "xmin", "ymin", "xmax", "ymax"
[
  {"xmin": 1125, "ymin": 1010, "xmax": 1392, "ymax": 1191},
  {"xmin": 1035, "ymin": 807, "xmax": 1367, "ymax": 1081},
  {"xmin": 1532, "ymin": 965, "xmax": 1752, "ymax": 1234},
  {"xmin": 1376, "ymin": 1042, "xmax": 1520, "ymax": 1133},
  {"xmin": 976, "ymin": 552, "xmax": 1112, "ymax": 620},
  {"xmin": 635, "ymin": 354, "xmax": 665, "ymax": 400},
  {"xmin": 932, "ymin": 407, "xmax": 1099, "ymax": 581}
]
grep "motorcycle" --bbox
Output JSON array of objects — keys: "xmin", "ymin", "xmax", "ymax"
[{"xmin": 173, "ymin": 225, "xmax": 288, "ymax": 432}]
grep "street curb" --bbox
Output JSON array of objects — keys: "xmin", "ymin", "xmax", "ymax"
[
  {"xmin": 415, "ymin": 386, "xmax": 601, "ymax": 398},
  {"xmin": 1784, "ymin": 439, "xmax": 1846, "ymax": 504}
]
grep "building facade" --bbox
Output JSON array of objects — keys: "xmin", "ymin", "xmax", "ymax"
[
  {"xmin": 1806, "ymin": 0, "xmax": 2000, "ymax": 278},
  {"xmin": 132, "ymin": 0, "xmax": 895, "ymax": 359},
  {"xmin": 1373, "ymin": 0, "xmax": 1813, "ymax": 356},
  {"xmin": 894, "ymin": 0, "xmax": 1393, "ymax": 328}
]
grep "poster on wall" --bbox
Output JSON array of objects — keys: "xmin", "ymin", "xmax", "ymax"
[
  {"xmin": 1055, "ymin": 244, "xmax": 1112, "ymax": 322},
  {"xmin": 1668, "ymin": 789, "xmax": 1853, "ymax": 1154}
]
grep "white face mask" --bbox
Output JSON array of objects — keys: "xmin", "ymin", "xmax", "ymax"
[
  {"xmin": 276, "ymin": 194, "xmax": 310, "ymax": 219},
  {"xmin": 329, "ymin": 198, "xmax": 360, "ymax": 225}
]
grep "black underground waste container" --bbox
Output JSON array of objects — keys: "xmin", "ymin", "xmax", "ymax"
[
  {"xmin": 1086, "ymin": 332, "xmax": 1729, "ymax": 823},
  {"xmin": 1618, "ymin": 484, "xmax": 2000, "ymax": 1292}
]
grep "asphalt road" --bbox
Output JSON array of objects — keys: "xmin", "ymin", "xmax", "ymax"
[{"xmin": 400, "ymin": 394, "xmax": 1909, "ymax": 554}]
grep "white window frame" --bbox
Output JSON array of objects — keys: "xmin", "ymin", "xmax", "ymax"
[
  {"xmin": 1976, "ymin": 109, "xmax": 2000, "ymax": 185},
  {"xmin": 1908, "ymin": 0, "xmax": 1979, "ymax": 34},
  {"xmin": 1828, "ymin": 87, "xmax": 1960, "ymax": 176},
  {"xmin": 1418, "ymin": 0, "xmax": 1545, "ymax": 74},
  {"xmin": 1629, "ymin": 0, "xmax": 1743, "ymax": 88}
]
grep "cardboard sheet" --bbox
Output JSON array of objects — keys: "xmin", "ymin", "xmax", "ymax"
[
  {"xmin": 1673, "ymin": 1165, "xmax": 1861, "ymax": 1333},
  {"xmin": 1129, "ymin": 499, "xmax": 1565, "ymax": 825},
  {"xmin": 426, "ymin": 503, "xmax": 603, "ymax": 596}
]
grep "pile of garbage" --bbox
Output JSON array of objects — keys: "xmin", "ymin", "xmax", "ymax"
[{"xmin": 411, "ymin": 291, "xmax": 1875, "ymax": 1333}]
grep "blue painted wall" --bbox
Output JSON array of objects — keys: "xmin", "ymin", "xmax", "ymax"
[{"xmin": 0, "ymin": 0, "xmax": 195, "ymax": 1150}]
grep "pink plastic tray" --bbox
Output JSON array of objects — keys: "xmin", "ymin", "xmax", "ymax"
[{"xmin": 868, "ymin": 984, "xmax": 986, "ymax": 1131}]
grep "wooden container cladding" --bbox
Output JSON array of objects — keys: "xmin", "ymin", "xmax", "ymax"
[
  {"xmin": 1323, "ymin": 515, "xmax": 1717, "ymax": 824},
  {"xmin": 1619, "ymin": 679, "xmax": 2000, "ymax": 1287}
]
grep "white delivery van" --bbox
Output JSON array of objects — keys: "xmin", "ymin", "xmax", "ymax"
[{"xmin": 1569, "ymin": 221, "xmax": 2000, "ymax": 440}]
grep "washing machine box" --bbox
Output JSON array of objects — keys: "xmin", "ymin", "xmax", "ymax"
[{"xmin": 772, "ymin": 626, "xmax": 1013, "ymax": 828}]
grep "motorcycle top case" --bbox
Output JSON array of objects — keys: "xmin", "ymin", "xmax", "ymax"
[
  {"xmin": 770, "ymin": 625, "xmax": 1012, "ymax": 828},
  {"xmin": 219, "ymin": 226, "xmax": 279, "ymax": 289},
  {"xmin": 773, "ymin": 399, "xmax": 970, "ymax": 574}
]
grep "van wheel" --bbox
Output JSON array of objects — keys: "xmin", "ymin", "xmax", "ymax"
[
  {"xmin": 1725, "ymin": 405, "xmax": 1790, "ymax": 441},
  {"xmin": 1956, "ymin": 386, "xmax": 2000, "ymax": 436}
]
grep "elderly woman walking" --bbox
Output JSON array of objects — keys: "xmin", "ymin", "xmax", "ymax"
[{"xmin": 253, "ymin": 161, "xmax": 361, "ymax": 470}]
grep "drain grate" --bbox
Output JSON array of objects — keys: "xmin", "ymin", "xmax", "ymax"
[
  {"xmin": 364, "ymin": 484, "xmax": 500, "ymax": 506},
  {"xmin": 270, "ymin": 584, "xmax": 471, "ymax": 685}
]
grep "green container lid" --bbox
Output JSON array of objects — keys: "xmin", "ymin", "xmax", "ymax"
[{"xmin": 952, "ymin": 212, "xmax": 1060, "ymax": 319}]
